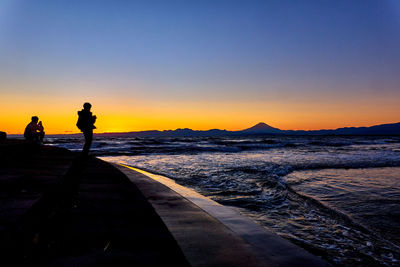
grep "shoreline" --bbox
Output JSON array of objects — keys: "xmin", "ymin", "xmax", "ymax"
[
  {"xmin": 115, "ymin": 164, "xmax": 329, "ymax": 266},
  {"xmin": 0, "ymin": 139, "xmax": 329, "ymax": 266}
]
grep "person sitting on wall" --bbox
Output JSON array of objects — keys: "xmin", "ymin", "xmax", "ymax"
[{"xmin": 24, "ymin": 116, "xmax": 45, "ymax": 144}]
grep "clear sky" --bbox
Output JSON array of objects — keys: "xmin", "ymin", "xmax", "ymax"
[{"xmin": 1, "ymin": 0, "xmax": 399, "ymax": 134}]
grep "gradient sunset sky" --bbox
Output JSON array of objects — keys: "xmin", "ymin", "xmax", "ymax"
[{"xmin": 1, "ymin": 0, "xmax": 399, "ymax": 134}]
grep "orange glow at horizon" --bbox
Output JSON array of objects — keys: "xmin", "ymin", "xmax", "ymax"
[{"xmin": 1, "ymin": 91, "xmax": 399, "ymax": 135}]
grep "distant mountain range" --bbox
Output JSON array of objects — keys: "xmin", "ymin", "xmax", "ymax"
[{"xmin": 97, "ymin": 122, "xmax": 400, "ymax": 137}]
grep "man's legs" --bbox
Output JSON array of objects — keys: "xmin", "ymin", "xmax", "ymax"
[
  {"xmin": 82, "ymin": 130, "xmax": 93, "ymax": 156},
  {"xmin": 30, "ymin": 133, "xmax": 40, "ymax": 144}
]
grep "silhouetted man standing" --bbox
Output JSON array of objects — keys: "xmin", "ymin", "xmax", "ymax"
[{"xmin": 77, "ymin": 102, "xmax": 96, "ymax": 156}]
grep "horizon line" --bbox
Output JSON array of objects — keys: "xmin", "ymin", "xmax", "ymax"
[{"xmin": 6, "ymin": 121, "xmax": 399, "ymax": 136}]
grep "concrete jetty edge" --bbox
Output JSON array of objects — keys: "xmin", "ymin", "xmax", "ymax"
[
  {"xmin": 115, "ymin": 163, "xmax": 330, "ymax": 267},
  {"xmin": 0, "ymin": 142, "xmax": 190, "ymax": 266},
  {"xmin": 0, "ymin": 139, "xmax": 329, "ymax": 266}
]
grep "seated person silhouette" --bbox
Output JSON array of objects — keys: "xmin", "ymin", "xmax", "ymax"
[
  {"xmin": 77, "ymin": 102, "xmax": 96, "ymax": 156},
  {"xmin": 24, "ymin": 116, "xmax": 45, "ymax": 144}
]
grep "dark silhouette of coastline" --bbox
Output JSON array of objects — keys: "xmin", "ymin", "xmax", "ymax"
[
  {"xmin": 91, "ymin": 121, "xmax": 400, "ymax": 138},
  {"xmin": 0, "ymin": 131, "xmax": 6, "ymax": 140}
]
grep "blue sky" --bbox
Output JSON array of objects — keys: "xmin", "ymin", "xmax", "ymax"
[{"xmin": 1, "ymin": 0, "xmax": 400, "ymax": 133}]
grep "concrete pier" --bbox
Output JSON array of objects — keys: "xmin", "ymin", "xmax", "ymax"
[
  {"xmin": 116, "ymin": 165, "xmax": 330, "ymax": 267},
  {"xmin": 0, "ymin": 140, "xmax": 188, "ymax": 266},
  {"xmin": 0, "ymin": 140, "xmax": 329, "ymax": 266}
]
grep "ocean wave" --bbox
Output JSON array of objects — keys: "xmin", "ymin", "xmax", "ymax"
[
  {"xmin": 47, "ymin": 135, "xmax": 400, "ymax": 158},
  {"xmin": 107, "ymin": 161, "xmax": 400, "ymax": 266},
  {"xmin": 52, "ymin": 135, "xmax": 400, "ymax": 265}
]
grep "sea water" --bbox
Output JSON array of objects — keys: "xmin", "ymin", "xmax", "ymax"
[{"xmin": 47, "ymin": 135, "xmax": 400, "ymax": 266}]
